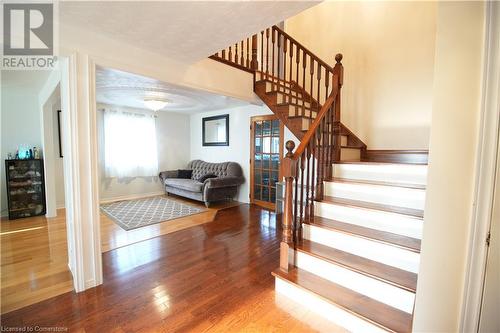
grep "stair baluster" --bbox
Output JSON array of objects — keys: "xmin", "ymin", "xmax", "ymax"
[{"xmin": 209, "ymin": 27, "xmax": 346, "ymax": 272}]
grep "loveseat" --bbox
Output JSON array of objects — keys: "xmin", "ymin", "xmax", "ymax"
[{"xmin": 159, "ymin": 160, "xmax": 244, "ymax": 207}]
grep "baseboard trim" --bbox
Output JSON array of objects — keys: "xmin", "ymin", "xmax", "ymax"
[
  {"xmin": 99, "ymin": 191, "xmax": 165, "ymax": 204},
  {"xmin": 361, "ymin": 150, "xmax": 429, "ymax": 164}
]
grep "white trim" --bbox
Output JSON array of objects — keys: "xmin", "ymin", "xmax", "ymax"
[
  {"xmin": 99, "ymin": 191, "xmax": 165, "ymax": 205},
  {"xmin": 59, "ymin": 53, "xmax": 104, "ymax": 292},
  {"xmin": 88, "ymin": 58, "xmax": 103, "ymax": 287},
  {"xmin": 61, "ymin": 53, "xmax": 85, "ymax": 292},
  {"xmin": 460, "ymin": 2, "xmax": 500, "ymax": 332}
]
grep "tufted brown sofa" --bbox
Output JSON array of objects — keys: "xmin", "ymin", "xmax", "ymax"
[{"xmin": 158, "ymin": 160, "xmax": 244, "ymax": 207}]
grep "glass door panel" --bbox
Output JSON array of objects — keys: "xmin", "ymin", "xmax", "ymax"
[{"xmin": 250, "ymin": 116, "xmax": 283, "ymax": 209}]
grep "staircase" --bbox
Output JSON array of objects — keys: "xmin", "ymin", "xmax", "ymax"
[{"xmin": 211, "ymin": 25, "xmax": 427, "ymax": 332}]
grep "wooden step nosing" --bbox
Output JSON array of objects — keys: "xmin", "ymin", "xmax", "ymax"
[
  {"xmin": 304, "ymin": 220, "xmax": 421, "ymax": 253},
  {"xmin": 335, "ymin": 160, "xmax": 428, "ymax": 166},
  {"xmin": 273, "ymin": 269, "xmax": 408, "ymax": 333},
  {"xmin": 321, "ymin": 196, "xmax": 424, "ymax": 220},
  {"xmin": 328, "ymin": 177, "xmax": 427, "ymax": 190},
  {"xmin": 295, "ymin": 244, "xmax": 417, "ymax": 293}
]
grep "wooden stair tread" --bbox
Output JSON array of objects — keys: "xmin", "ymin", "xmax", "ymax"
[
  {"xmin": 329, "ymin": 177, "xmax": 426, "ymax": 190},
  {"xmin": 314, "ymin": 145, "xmax": 364, "ymax": 150},
  {"xmin": 276, "ymin": 102, "xmax": 318, "ymax": 109},
  {"xmin": 296, "ymin": 239, "xmax": 417, "ymax": 292},
  {"xmin": 256, "ymin": 79, "xmax": 307, "ymax": 98},
  {"xmin": 308, "ymin": 215, "xmax": 421, "ymax": 253},
  {"xmin": 322, "ymin": 195, "xmax": 424, "ymax": 219},
  {"xmin": 272, "ymin": 267, "xmax": 413, "ymax": 333},
  {"xmin": 336, "ymin": 160, "xmax": 428, "ymax": 166}
]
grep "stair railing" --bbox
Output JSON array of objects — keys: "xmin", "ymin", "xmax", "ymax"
[
  {"xmin": 209, "ymin": 25, "xmax": 344, "ymax": 272},
  {"xmin": 211, "ymin": 26, "xmax": 342, "ymax": 110},
  {"xmin": 279, "ymin": 59, "xmax": 343, "ymax": 271}
]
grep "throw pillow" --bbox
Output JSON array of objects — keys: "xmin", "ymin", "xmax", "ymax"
[
  {"xmin": 177, "ymin": 169, "xmax": 193, "ymax": 179},
  {"xmin": 198, "ymin": 173, "xmax": 218, "ymax": 182}
]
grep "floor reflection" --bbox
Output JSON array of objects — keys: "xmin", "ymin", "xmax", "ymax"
[{"xmin": 0, "ymin": 210, "xmax": 73, "ymax": 314}]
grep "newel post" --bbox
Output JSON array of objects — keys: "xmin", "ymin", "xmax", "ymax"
[
  {"xmin": 333, "ymin": 53, "xmax": 343, "ymax": 162},
  {"xmin": 250, "ymin": 34, "xmax": 258, "ymax": 70},
  {"xmin": 280, "ymin": 140, "xmax": 297, "ymax": 272}
]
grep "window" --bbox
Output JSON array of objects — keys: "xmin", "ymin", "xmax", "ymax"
[{"xmin": 103, "ymin": 109, "xmax": 158, "ymax": 178}]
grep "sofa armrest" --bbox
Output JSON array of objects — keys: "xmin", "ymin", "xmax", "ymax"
[
  {"xmin": 159, "ymin": 170, "xmax": 178, "ymax": 183},
  {"xmin": 205, "ymin": 176, "xmax": 244, "ymax": 189}
]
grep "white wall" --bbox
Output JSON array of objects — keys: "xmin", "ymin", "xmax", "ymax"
[
  {"xmin": 0, "ymin": 84, "xmax": 43, "ymax": 215},
  {"xmin": 190, "ymin": 104, "xmax": 274, "ymax": 203},
  {"xmin": 52, "ymin": 100, "xmax": 65, "ymax": 208},
  {"xmin": 97, "ymin": 104, "xmax": 191, "ymax": 202},
  {"xmin": 285, "ymin": 1, "xmax": 437, "ymax": 150},
  {"xmin": 413, "ymin": 2, "xmax": 485, "ymax": 331}
]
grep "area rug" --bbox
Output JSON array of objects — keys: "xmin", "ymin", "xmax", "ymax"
[{"xmin": 100, "ymin": 196, "xmax": 206, "ymax": 231}]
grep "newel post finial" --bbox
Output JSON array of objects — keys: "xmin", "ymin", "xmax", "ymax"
[
  {"xmin": 285, "ymin": 140, "xmax": 295, "ymax": 158},
  {"xmin": 334, "ymin": 53, "xmax": 344, "ymax": 86},
  {"xmin": 335, "ymin": 53, "xmax": 343, "ymax": 64}
]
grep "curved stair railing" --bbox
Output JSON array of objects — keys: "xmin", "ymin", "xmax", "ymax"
[{"xmin": 210, "ymin": 25, "xmax": 347, "ymax": 272}]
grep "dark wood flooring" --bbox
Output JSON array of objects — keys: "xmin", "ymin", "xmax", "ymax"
[{"xmin": 1, "ymin": 205, "xmax": 337, "ymax": 332}]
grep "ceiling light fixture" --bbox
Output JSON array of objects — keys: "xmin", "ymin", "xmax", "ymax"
[{"xmin": 143, "ymin": 98, "xmax": 169, "ymax": 112}]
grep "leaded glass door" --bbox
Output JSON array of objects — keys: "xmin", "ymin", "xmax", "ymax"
[{"xmin": 250, "ymin": 115, "xmax": 283, "ymax": 210}]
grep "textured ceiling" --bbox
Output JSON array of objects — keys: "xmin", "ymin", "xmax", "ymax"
[
  {"xmin": 60, "ymin": 1, "xmax": 318, "ymax": 63},
  {"xmin": 96, "ymin": 66, "xmax": 248, "ymax": 113}
]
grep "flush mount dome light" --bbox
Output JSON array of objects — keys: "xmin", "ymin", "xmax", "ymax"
[{"xmin": 143, "ymin": 98, "xmax": 169, "ymax": 111}]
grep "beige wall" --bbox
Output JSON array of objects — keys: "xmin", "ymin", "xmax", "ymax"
[
  {"xmin": 413, "ymin": 2, "xmax": 485, "ymax": 331},
  {"xmin": 285, "ymin": 1, "xmax": 437, "ymax": 149}
]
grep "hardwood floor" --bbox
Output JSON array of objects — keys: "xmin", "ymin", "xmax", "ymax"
[
  {"xmin": 0, "ymin": 211, "xmax": 73, "ymax": 315},
  {"xmin": 1, "ymin": 205, "xmax": 343, "ymax": 332},
  {"xmin": 0, "ymin": 196, "xmax": 237, "ymax": 314}
]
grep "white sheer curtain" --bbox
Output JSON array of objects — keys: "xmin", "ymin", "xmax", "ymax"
[{"xmin": 103, "ymin": 109, "xmax": 158, "ymax": 178}]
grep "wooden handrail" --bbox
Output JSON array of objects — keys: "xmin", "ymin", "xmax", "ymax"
[
  {"xmin": 209, "ymin": 24, "xmax": 345, "ymax": 273},
  {"xmin": 272, "ymin": 26, "xmax": 335, "ymax": 75},
  {"xmin": 291, "ymin": 75, "xmax": 339, "ymax": 160}
]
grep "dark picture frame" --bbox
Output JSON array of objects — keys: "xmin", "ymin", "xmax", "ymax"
[
  {"xmin": 57, "ymin": 110, "xmax": 63, "ymax": 158},
  {"xmin": 202, "ymin": 114, "xmax": 229, "ymax": 146}
]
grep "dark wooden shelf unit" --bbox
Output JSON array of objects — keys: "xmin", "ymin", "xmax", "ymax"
[{"xmin": 5, "ymin": 159, "xmax": 46, "ymax": 220}]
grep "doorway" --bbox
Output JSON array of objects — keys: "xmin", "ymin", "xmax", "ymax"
[{"xmin": 250, "ymin": 115, "xmax": 284, "ymax": 210}]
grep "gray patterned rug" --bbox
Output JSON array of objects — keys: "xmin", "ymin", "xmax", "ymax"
[{"xmin": 100, "ymin": 196, "xmax": 206, "ymax": 231}]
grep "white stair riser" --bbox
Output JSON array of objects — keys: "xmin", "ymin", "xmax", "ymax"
[
  {"xmin": 334, "ymin": 163, "xmax": 428, "ymax": 185},
  {"xmin": 315, "ymin": 201, "xmax": 423, "ymax": 239},
  {"xmin": 275, "ymin": 278, "xmax": 387, "ymax": 333},
  {"xmin": 325, "ymin": 182, "xmax": 426, "ymax": 210},
  {"xmin": 341, "ymin": 148, "xmax": 360, "ymax": 161},
  {"xmin": 291, "ymin": 250, "xmax": 415, "ymax": 313},
  {"xmin": 303, "ymin": 224, "xmax": 420, "ymax": 273}
]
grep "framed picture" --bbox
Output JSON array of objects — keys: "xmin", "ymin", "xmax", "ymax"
[
  {"xmin": 57, "ymin": 110, "xmax": 63, "ymax": 158},
  {"xmin": 202, "ymin": 114, "xmax": 229, "ymax": 146}
]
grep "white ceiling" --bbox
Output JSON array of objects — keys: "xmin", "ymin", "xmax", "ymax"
[
  {"xmin": 60, "ymin": 1, "xmax": 318, "ymax": 63},
  {"xmin": 96, "ymin": 66, "xmax": 248, "ymax": 113}
]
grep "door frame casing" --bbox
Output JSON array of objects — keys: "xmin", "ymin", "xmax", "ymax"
[
  {"xmin": 460, "ymin": 2, "xmax": 500, "ymax": 331},
  {"xmin": 249, "ymin": 114, "xmax": 284, "ymax": 210}
]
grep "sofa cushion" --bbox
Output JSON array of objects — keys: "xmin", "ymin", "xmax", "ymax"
[
  {"xmin": 197, "ymin": 173, "xmax": 217, "ymax": 183},
  {"xmin": 164, "ymin": 178, "xmax": 204, "ymax": 193},
  {"xmin": 177, "ymin": 169, "xmax": 193, "ymax": 179}
]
